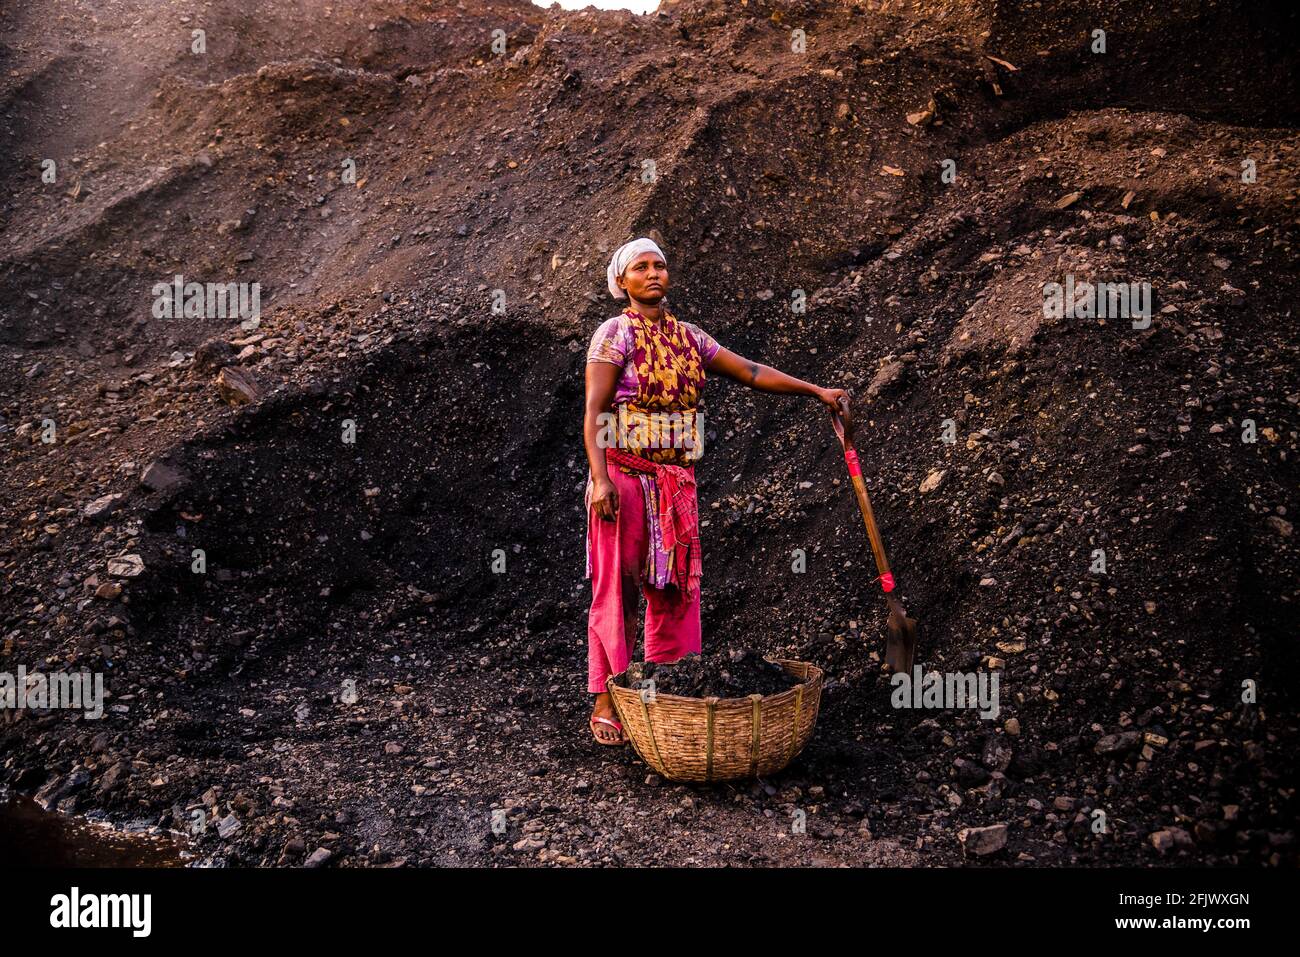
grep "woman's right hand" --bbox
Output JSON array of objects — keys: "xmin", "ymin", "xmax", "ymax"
[{"xmin": 591, "ymin": 476, "xmax": 619, "ymax": 522}]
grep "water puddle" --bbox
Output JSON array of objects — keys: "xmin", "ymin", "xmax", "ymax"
[{"xmin": 0, "ymin": 789, "xmax": 190, "ymax": 867}]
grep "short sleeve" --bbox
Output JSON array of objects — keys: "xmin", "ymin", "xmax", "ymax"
[
  {"xmin": 686, "ymin": 322, "xmax": 721, "ymax": 363},
  {"xmin": 587, "ymin": 316, "xmax": 630, "ymax": 366}
]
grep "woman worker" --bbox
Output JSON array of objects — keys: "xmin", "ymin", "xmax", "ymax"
[{"xmin": 583, "ymin": 236, "xmax": 851, "ymax": 744}]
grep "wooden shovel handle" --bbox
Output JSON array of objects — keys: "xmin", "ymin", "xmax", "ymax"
[{"xmin": 832, "ymin": 408, "xmax": 895, "ymax": 589}]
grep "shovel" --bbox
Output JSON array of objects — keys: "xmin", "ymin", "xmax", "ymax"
[{"xmin": 830, "ymin": 396, "xmax": 918, "ymax": 674}]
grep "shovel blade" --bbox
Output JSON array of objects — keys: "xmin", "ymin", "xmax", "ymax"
[{"xmin": 884, "ymin": 609, "xmax": 918, "ymax": 675}]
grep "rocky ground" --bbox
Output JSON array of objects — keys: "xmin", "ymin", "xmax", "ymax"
[{"xmin": 1, "ymin": 0, "xmax": 1296, "ymax": 867}]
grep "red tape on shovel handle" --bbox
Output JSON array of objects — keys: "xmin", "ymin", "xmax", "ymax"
[
  {"xmin": 878, "ymin": 572, "xmax": 896, "ymax": 593},
  {"xmin": 844, "ymin": 447, "xmax": 861, "ymax": 477}
]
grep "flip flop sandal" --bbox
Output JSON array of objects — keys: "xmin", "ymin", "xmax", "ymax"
[{"xmin": 589, "ymin": 715, "xmax": 626, "ymax": 746}]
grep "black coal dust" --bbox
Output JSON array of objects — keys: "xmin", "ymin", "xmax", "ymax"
[{"xmin": 620, "ymin": 650, "xmax": 801, "ymax": 698}]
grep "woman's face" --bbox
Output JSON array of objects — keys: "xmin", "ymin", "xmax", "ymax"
[{"xmin": 619, "ymin": 252, "xmax": 669, "ymax": 304}]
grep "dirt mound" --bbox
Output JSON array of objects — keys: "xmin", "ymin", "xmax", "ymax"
[{"xmin": 0, "ymin": 0, "xmax": 1296, "ymax": 868}]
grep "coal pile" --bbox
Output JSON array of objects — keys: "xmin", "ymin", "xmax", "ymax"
[
  {"xmin": 621, "ymin": 650, "xmax": 801, "ymax": 699},
  {"xmin": 0, "ymin": 0, "xmax": 1295, "ymax": 869}
]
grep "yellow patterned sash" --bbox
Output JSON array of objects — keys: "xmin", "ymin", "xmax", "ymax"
[{"xmin": 615, "ymin": 309, "xmax": 706, "ymax": 467}]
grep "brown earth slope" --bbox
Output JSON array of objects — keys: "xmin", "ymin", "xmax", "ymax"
[{"xmin": 0, "ymin": 0, "xmax": 1296, "ymax": 867}]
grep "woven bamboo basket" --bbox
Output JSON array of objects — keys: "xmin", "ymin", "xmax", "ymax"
[{"xmin": 606, "ymin": 658, "xmax": 823, "ymax": 783}]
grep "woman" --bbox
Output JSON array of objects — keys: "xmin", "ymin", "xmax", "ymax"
[{"xmin": 583, "ymin": 237, "xmax": 850, "ymax": 744}]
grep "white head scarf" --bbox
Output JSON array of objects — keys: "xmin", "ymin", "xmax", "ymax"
[{"xmin": 606, "ymin": 237, "xmax": 666, "ymax": 300}]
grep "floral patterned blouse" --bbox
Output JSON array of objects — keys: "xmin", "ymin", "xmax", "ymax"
[{"xmin": 586, "ymin": 307, "xmax": 721, "ymax": 469}]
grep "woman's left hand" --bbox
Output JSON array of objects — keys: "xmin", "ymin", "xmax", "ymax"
[{"xmin": 815, "ymin": 387, "xmax": 851, "ymax": 413}]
